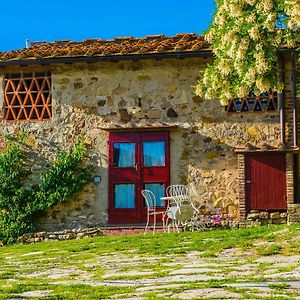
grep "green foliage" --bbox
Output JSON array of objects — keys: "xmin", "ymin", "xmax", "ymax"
[
  {"xmin": 196, "ymin": 0, "xmax": 300, "ymax": 104},
  {"xmin": 256, "ymin": 243, "xmax": 283, "ymax": 256},
  {"xmin": 0, "ymin": 138, "xmax": 93, "ymax": 244}
]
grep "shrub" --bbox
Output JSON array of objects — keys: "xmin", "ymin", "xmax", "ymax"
[{"xmin": 0, "ymin": 138, "xmax": 93, "ymax": 244}]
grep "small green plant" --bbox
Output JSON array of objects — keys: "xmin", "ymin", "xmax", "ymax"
[
  {"xmin": 0, "ymin": 137, "xmax": 93, "ymax": 244},
  {"xmin": 256, "ymin": 244, "xmax": 283, "ymax": 256},
  {"xmin": 269, "ymin": 283, "xmax": 289, "ymax": 290}
]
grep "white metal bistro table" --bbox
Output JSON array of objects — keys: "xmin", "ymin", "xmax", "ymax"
[{"xmin": 160, "ymin": 196, "xmax": 195, "ymax": 232}]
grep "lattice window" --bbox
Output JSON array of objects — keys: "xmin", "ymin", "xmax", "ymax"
[
  {"xmin": 3, "ymin": 72, "xmax": 52, "ymax": 121},
  {"xmin": 226, "ymin": 91, "xmax": 278, "ymax": 113}
]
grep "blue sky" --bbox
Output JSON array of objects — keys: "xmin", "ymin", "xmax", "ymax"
[{"xmin": 0, "ymin": 0, "xmax": 215, "ymax": 52}]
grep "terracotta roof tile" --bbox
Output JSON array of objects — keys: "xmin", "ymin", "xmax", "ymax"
[{"xmin": 0, "ymin": 34, "xmax": 208, "ymax": 62}]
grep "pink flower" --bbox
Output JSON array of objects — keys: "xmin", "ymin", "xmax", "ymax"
[{"xmin": 214, "ymin": 217, "xmax": 222, "ymax": 223}]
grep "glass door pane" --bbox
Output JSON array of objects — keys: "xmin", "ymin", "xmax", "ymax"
[
  {"xmin": 114, "ymin": 184, "xmax": 135, "ymax": 208},
  {"xmin": 113, "ymin": 143, "xmax": 135, "ymax": 167},
  {"xmin": 143, "ymin": 141, "xmax": 165, "ymax": 166},
  {"xmin": 144, "ymin": 183, "xmax": 165, "ymax": 207}
]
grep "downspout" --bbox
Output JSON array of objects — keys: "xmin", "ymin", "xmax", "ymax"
[
  {"xmin": 291, "ymin": 50, "xmax": 297, "ymax": 148},
  {"xmin": 291, "ymin": 50, "xmax": 298, "ymax": 203},
  {"xmin": 278, "ymin": 53, "xmax": 285, "ymax": 144}
]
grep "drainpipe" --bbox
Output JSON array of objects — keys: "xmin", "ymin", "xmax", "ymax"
[
  {"xmin": 278, "ymin": 53, "xmax": 285, "ymax": 144},
  {"xmin": 291, "ymin": 50, "xmax": 297, "ymax": 148},
  {"xmin": 291, "ymin": 50, "xmax": 298, "ymax": 204}
]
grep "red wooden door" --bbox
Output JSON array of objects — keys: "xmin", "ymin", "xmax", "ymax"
[
  {"xmin": 245, "ymin": 153, "xmax": 287, "ymax": 211},
  {"xmin": 108, "ymin": 131, "xmax": 170, "ymax": 224}
]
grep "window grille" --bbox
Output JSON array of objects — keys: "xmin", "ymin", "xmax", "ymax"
[
  {"xmin": 226, "ymin": 91, "xmax": 278, "ymax": 113},
  {"xmin": 3, "ymin": 72, "xmax": 51, "ymax": 121}
]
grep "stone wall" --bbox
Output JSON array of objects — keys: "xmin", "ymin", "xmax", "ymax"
[
  {"xmin": 246, "ymin": 210, "xmax": 287, "ymax": 226},
  {"xmin": 17, "ymin": 227, "xmax": 103, "ymax": 244},
  {"xmin": 287, "ymin": 204, "xmax": 300, "ymax": 223},
  {"xmin": 0, "ymin": 57, "xmax": 281, "ymax": 230}
]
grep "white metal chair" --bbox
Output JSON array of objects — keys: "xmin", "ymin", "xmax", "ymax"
[
  {"xmin": 164, "ymin": 185, "xmax": 181, "ymax": 232},
  {"xmin": 165, "ymin": 185, "xmax": 191, "ymax": 232},
  {"xmin": 166, "ymin": 184, "xmax": 201, "ymax": 232},
  {"xmin": 141, "ymin": 190, "xmax": 166, "ymax": 234}
]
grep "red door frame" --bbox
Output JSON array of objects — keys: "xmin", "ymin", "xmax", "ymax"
[
  {"xmin": 108, "ymin": 131, "xmax": 170, "ymax": 224},
  {"xmin": 245, "ymin": 153, "xmax": 287, "ymax": 211},
  {"xmin": 108, "ymin": 132, "xmax": 140, "ymax": 223}
]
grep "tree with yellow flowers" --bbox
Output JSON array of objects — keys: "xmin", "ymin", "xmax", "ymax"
[{"xmin": 195, "ymin": 0, "xmax": 300, "ymax": 105}]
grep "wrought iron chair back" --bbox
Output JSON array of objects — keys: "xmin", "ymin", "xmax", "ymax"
[
  {"xmin": 169, "ymin": 185, "xmax": 190, "ymax": 205},
  {"xmin": 141, "ymin": 189, "xmax": 156, "ymax": 211},
  {"xmin": 141, "ymin": 189, "xmax": 165, "ymax": 234}
]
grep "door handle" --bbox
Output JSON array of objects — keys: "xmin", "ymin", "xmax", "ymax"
[
  {"xmin": 135, "ymin": 163, "xmax": 139, "ymax": 171},
  {"xmin": 245, "ymin": 180, "xmax": 251, "ymax": 184}
]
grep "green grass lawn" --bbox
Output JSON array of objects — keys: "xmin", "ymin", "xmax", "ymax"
[{"xmin": 1, "ymin": 224, "xmax": 300, "ymax": 299}]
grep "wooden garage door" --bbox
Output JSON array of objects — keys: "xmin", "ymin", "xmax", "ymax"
[{"xmin": 245, "ymin": 153, "xmax": 287, "ymax": 210}]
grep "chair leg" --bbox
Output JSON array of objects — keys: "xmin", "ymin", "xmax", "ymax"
[
  {"xmin": 144, "ymin": 212, "xmax": 150, "ymax": 234},
  {"xmin": 172, "ymin": 219, "xmax": 175, "ymax": 232},
  {"xmin": 153, "ymin": 213, "xmax": 156, "ymax": 234},
  {"xmin": 165, "ymin": 216, "xmax": 171, "ymax": 233},
  {"xmin": 175, "ymin": 220, "xmax": 180, "ymax": 233}
]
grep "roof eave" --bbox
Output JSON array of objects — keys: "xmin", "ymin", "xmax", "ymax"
[{"xmin": 0, "ymin": 50, "xmax": 213, "ymax": 67}]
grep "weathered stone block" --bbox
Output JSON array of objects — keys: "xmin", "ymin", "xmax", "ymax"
[
  {"xmin": 288, "ymin": 204, "xmax": 300, "ymax": 210},
  {"xmin": 137, "ymin": 74, "xmax": 151, "ymax": 81},
  {"xmin": 271, "ymin": 218, "xmax": 286, "ymax": 224},
  {"xmin": 201, "ymin": 117, "xmax": 214, "ymax": 123},
  {"xmin": 204, "ymin": 151, "xmax": 218, "ymax": 159},
  {"xmin": 113, "ymin": 86, "xmax": 127, "ymax": 95},
  {"xmin": 246, "ymin": 213, "xmax": 260, "ymax": 221},
  {"xmin": 167, "ymin": 85, "xmax": 177, "ymax": 93},
  {"xmin": 270, "ymin": 212, "xmax": 280, "ymax": 219},
  {"xmin": 280, "ymin": 212, "xmax": 287, "ymax": 218},
  {"xmin": 288, "ymin": 207, "xmax": 296, "ymax": 214},
  {"xmin": 246, "ymin": 220, "xmax": 261, "ymax": 227},
  {"xmin": 96, "ymin": 87, "xmax": 108, "ymax": 94},
  {"xmin": 259, "ymin": 211, "xmax": 269, "ymax": 219},
  {"xmin": 288, "ymin": 215, "xmax": 300, "ymax": 222},
  {"xmin": 147, "ymin": 110, "xmax": 161, "ymax": 119},
  {"xmin": 98, "ymin": 106, "xmax": 110, "ymax": 116},
  {"xmin": 192, "ymin": 95, "xmax": 202, "ymax": 103},
  {"xmin": 247, "ymin": 126, "xmax": 260, "ymax": 137}
]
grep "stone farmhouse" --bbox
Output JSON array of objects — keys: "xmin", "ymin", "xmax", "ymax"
[{"xmin": 0, "ymin": 34, "xmax": 298, "ymax": 230}]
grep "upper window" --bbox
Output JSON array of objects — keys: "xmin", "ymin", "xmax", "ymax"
[
  {"xmin": 3, "ymin": 72, "xmax": 52, "ymax": 121},
  {"xmin": 226, "ymin": 91, "xmax": 278, "ymax": 113},
  {"xmin": 113, "ymin": 143, "xmax": 135, "ymax": 167},
  {"xmin": 143, "ymin": 141, "xmax": 165, "ymax": 167}
]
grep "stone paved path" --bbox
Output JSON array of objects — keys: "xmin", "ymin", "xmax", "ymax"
[
  {"xmin": 15, "ymin": 250, "xmax": 300, "ymax": 299},
  {"xmin": 4, "ymin": 243, "xmax": 300, "ymax": 299}
]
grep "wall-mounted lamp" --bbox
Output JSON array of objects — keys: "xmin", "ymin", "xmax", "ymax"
[
  {"xmin": 126, "ymin": 97, "xmax": 142, "ymax": 115},
  {"xmin": 93, "ymin": 175, "xmax": 101, "ymax": 185}
]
